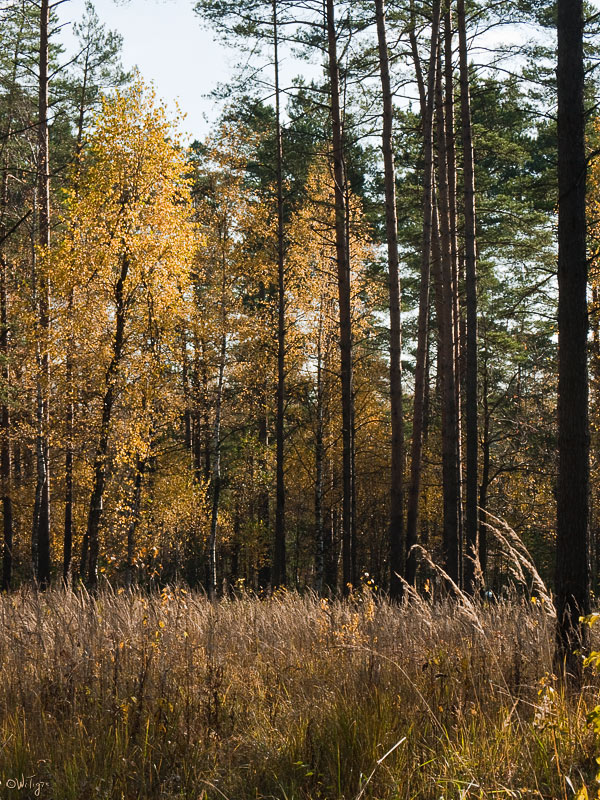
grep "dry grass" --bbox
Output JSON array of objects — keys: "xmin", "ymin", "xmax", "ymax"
[{"xmin": 0, "ymin": 586, "xmax": 597, "ymax": 799}]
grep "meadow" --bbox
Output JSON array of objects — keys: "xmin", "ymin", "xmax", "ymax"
[{"xmin": 0, "ymin": 586, "xmax": 597, "ymax": 800}]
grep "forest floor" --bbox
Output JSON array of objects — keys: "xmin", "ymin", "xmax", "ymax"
[{"xmin": 0, "ymin": 587, "xmax": 598, "ymax": 800}]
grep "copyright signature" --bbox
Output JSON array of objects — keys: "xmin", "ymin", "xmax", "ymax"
[{"xmin": 0, "ymin": 775, "xmax": 49, "ymax": 796}]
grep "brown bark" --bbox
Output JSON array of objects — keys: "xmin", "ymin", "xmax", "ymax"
[
  {"xmin": 375, "ymin": 0, "xmax": 405, "ymax": 600},
  {"xmin": 555, "ymin": 0, "xmax": 590, "ymax": 678},
  {"xmin": 314, "ymin": 297, "xmax": 325, "ymax": 594},
  {"xmin": 86, "ymin": 252, "xmax": 130, "ymax": 588},
  {"xmin": 208, "ymin": 238, "xmax": 229, "ymax": 599},
  {"xmin": 0, "ymin": 255, "xmax": 12, "ymax": 592},
  {"xmin": 125, "ymin": 454, "xmax": 146, "ymax": 588},
  {"xmin": 64, "ymin": 38, "xmax": 94, "ymax": 584},
  {"xmin": 326, "ymin": 0, "xmax": 354, "ymax": 593},
  {"xmin": 208, "ymin": 330, "xmax": 226, "ymax": 600},
  {"xmin": 444, "ymin": 4, "xmax": 464, "ymax": 577},
  {"xmin": 435, "ymin": 44, "xmax": 461, "ymax": 587},
  {"xmin": 0, "ymin": 6, "xmax": 26, "ymax": 591},
  {"xmin": 272, "ymin": 0, "xmax": 287, "ymax": 588},
  {"xmin": 181, "ymin": 332, "xmax": 193, "ymax": 452},
  {"xmin": 479, "ymin": 326, "xmax": 489, "ymax": 582},
  {"xmin": 34, "ymin": 0, "xmax": 51, "ymax": 587},
  {"xmin": 63, "ymin": 291, "xmax": 74, "ymax": 583},
  {"xmin": 0, "ymin": 174, "xmax": 12, "ymax": 593},
  {"xmin": 457, "ymin": 0, "xmax": 479, "ymax": 593},
  {"xmin": 405, "ymin": 0, "xmax": 441, "ymax": 585}
]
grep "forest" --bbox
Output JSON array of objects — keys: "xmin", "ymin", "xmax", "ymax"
[{"xmin": 0, "ymin": 0, "xmax": 598, "ymax": 797}]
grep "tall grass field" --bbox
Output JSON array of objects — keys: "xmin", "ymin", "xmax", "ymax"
[{"xmin": 0, "ymin": 587, "xmax": 598, "ymax": 799}]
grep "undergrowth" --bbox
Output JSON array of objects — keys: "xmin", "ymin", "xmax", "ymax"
[{"xmin": 0, "ymin": 586, "xmax": 598, "ymax": 799}]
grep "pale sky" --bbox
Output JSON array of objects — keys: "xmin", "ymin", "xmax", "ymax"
[
  {"xmin": 57, "ymin": 0, "xmax": 323, "ymax": 142},
  {"xmin": 57, "ymin": 0, "xmax": 236, "ymax": 140}
]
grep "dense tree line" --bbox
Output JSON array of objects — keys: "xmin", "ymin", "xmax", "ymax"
[{"xmin": 0, "ymin": 0, "xmax": 595, "ymax": 663}]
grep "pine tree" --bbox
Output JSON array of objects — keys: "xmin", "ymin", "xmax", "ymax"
[{"xmin": 554, "ymin": 0, "xmax": 590, "ymax": 679}]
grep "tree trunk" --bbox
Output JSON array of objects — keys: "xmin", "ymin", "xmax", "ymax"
[
  {"xmin": 86, "ymin": 252, "xmax": 130, "ymax": 588},
  {"xmin": 323, "ymin": 324, "xmax": 337, "ymax": 593},
  {"xmin": 554, "ymin": 0, "xmax": 590, "ymax": 678},
  {"xmin": 457, "ymin": 0, "xmax": 479, "ymax": 594},
  {"xmin": 326, "ymin": 0, "xmax": 354, "ymax": 593},
  {"xmin": 208, "ymin": 331, "xmax": 226, "ymax": 600},
  {"xmin": 34, "ymin": 0, "xmax": 51, "ymax": 587},
  {"xmin": 375, "ymin": 0, "xmax": 405, "ymax": 600},
  {"xmin": 344, "ymin": 181, "xmax": 358, "ymax": 589},
  {"xmin": 405, "ymin": 0, "xmax": 441, "ymax": 585},
  {"xmin": 315, "ymin": 299, "xmax": 325, "ymax": 594},
  {"xmin": 0, "ymin": 8, "xmax": 26, "ymax": 592},
  {"xmin": 435, "ymin": 45, "xmax": 461, "ymax": 587},
  {"xmin": 125, "ymin": 454, "xmax": 146, "ymax": 588},
  {"xmin": 272, "ymin": 0, "xmax": 287, "ymax": 588},
  {"xmin": 0, "ymin": 255, "xmax": 12, "ymax": 592},
  {"xmin": 63, "ymin": 291, "xmax": 74, "ymax": 583},
  {"xmin": 182, "ymin": 331, "xmax": 193, "ymax": 452},
  {"xmin": 0, "ymin": 155, "xmax": 12, "ymax": 594},
  {"xmin": 479, "ymin": 329, "xmax": 490, "ymax": 583},
  {"xmin": 256, "ymin": 282, "xmax": 271, "ymax": 589},
  {"xmin": 64, "ymin": 53, "xmax": 94, "ymax": 584},
  {"xmin": 208, "ymin": 242, "xmax": 228, "ymax": 599},
  {"xmin": 444, "ymin": 4, "xmax": 464, "ymax": 580}
]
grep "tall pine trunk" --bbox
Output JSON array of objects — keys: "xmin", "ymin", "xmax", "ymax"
[
  {"xmin": 208, "ymin": 333, "xmax": 225, "ymax": 600},
  {"xmin": 554, "ymin": 0, "xmax": 590, "ymax": 678},
  {"xmin": 457, "ymin": 0, "xmax": 479, "ymax": 593},
  {"xmin": 444, "ymin": 4, "xmax": 464, "ymax": 577},
  {"xmin": 405, "ymin": 0, "xmax": 441, "ymax": 585},
  {"xmin": 34, "ymin": 0, "xmax": 51, "ymax": 587},
  {"xmin": 0, "ymin": 11, "xmax": 25, "ymax": 592},
  {"xmin": 208, "ymin": 240, "xmax": 228, "ymax": 599},
  {"xmin": 0, "ymin": 254, "xmax": 12, "ymax": 592},
  {"xmin": 375, "ymin": 0, "xmax": 405, "ymax": 600},
  {"xmin": 314, "ymin": 298, "xmax": 325, "ymax": 594},
  {"xmin": 182, "ymin": 332, "xmax": 193, "ymax": 452},
  {"xmin": 63, "ymin": 292, "xmax": 74, "ymax": 583},
  {"xmin": 0, "ymin": 155, "xmax": 13, "ymax": 594},
  {"xmin": 435, "ymin": 45, "xmax": 461, "ymax": 587},
  {"xmin": 326, "ymin": 0, "xmax": 354, "ymax": 592},
  {"xmin": 64, "ymin": 42, "xmax": 91, "ymax": 584},
  {"xmin": 479, "ymin": 324, "xmax": 490, "ymax": 581},
  {"xmin": 272, "ymin": 0, "xmax": 287, "ymax": 588}
]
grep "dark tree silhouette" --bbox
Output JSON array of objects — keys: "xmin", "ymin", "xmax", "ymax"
[{"xmin": 554, "ymin": 0, "xmax": 590, "ymax": 680}]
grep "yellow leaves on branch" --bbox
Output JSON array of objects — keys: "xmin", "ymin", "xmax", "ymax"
[
  {"xmin": 55, "ymin": 79, "xmax": 195, "ymax": 321},
  {"xmin": 47, "ymin": 81, "xmax": 202, "ymax": 565},
  {"xmin": 51, "ymin": 79, "xmax": 197, "ymax": 404}
]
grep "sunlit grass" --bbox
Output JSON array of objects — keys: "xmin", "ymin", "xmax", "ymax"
[{"xmin": 0, "ymin": 586, "xmax": 597, "ymax": 799}]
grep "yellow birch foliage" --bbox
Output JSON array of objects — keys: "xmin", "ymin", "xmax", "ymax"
[{"xmin": 50, "ymin": 80, "xmax": 198, "ymax": 576}]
